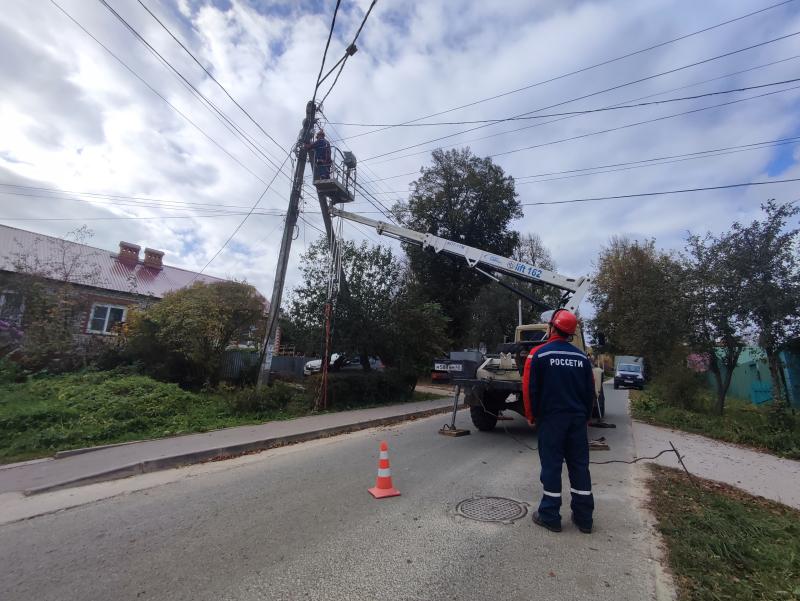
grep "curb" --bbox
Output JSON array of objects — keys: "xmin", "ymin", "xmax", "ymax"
[{"xmin": 24, "ymin": 403, "xmax": 462, "ymax": 496}]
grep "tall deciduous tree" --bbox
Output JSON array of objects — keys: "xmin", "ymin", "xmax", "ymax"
[
  {"xmin": 393, "ymin": 148, "xmax": 522, "ymax": 346},
  {"xmin": 285, "ymin": 237, "xmax": 450, "ymax": 373},
  {"xmin": 723, "ymin": 201, "xmax": 800, "ymax": 405},
  {"xmin": 467, "ymin": 233, "xmax": 558, "ymax": 350},
  {"xmin": 590, "ymin": 236, "xmax": 686, "ymax": 376},
  {"xmin": 683, "ymin": 233, "xmax": 746, "ymax": 415}
]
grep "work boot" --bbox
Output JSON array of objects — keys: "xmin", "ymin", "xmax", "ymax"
[
  {"xmin": 532, "ymin": 512, "xmax": 561, "ymax": 532},
  {"xmin": 571, "ymin": 514, "xmax": 592, "ymax": 534}
]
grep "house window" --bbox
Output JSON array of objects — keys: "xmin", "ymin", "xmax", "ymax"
[
  {"xmin": 0, "ymin": 292, "xmax": 24, "ymax": 325},
  {"xmin": 88, "ymin": 303, "xmax": 127, "ymax": 334}
]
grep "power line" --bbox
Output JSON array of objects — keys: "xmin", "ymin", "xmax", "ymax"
[
  {"xmin": 360, "ymin": 135, "xmax": 800, "ymax": 191},
  {"xmin": 489, "ymin": 83, "xmax": 800, "ymax": 160},
  {"xmin": 313, "ymin": 0, "xmax": 342, "ymax": 100},
  {"xmin": 515, "ymin": 139, "xmax": 800, "ymax": 185},
  {"xmin": 338, "ymin": 0, "xmax": 797, "ymax": 142},
  {"xmin": 194, "ymin": 152, "xmax": 294, "ymax": 278},
  {"xmin": 358, "ymin": 53, "xmax": 800, "ymax": 182},
  {"xmin": 135, "ymin": 0, "xmax": 286, "ymax": 154},
  {"xmin": 0, "ymin": 212, "xmax": 285, "ymax": 222},
  {"xmin": 318, "ymin": 0, "xmax": 378, "ymax": 105},
  {"xmin": 0, "ymin": 183, "xmax": 279, "ymax": 212},
  {"xmin": 97, "ymin": 0, "xmax": 292, "ymax": 184},
  {"xmin": 362, "ymin": 30, "xmax": 800, "ymax": 162},
  {"xmin": 331, "ymin": 78, "xmax": 800, "ymax": 127},
  {"xmin": 520, "ymin": 177, "xmax": 800, "ymax": 206},
  {"xmin": 48, "ymin": 0, "xmax": 278, "ymax": 187}
]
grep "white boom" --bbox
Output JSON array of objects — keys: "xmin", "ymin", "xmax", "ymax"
[{"xmin": 329, "ymin": 208, "xmax": 591, "ymax": 313}]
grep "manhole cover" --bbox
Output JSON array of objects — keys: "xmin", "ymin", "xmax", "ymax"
[{"xmin": 455, "ymin": 496, "xmax": 528, "ymax": 524}]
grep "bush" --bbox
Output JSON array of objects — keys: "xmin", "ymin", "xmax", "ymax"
[
  {"xmin": 647, "ymin": 362, "xmax": 707, "ymax": 410},
  {"xmin": 306, "ymin": 368, "xmax": 417, "ymax": 409},
  {"xmin": 224, "ymin": 382, "xmax": 306, "ymax": 415}
]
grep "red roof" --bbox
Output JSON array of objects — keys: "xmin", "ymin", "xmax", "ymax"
[{"xmin": 0, "ymin": 224, "xmax": 228, "ymax": 299}]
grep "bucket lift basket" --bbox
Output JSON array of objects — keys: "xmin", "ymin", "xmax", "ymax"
[{"xmin": 312, "ymin": 146, "xmax": 357, "ymax": 204}]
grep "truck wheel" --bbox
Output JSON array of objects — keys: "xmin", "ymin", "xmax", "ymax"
[
  {"xmin": 470, "ymin": 404, "xmax": 498, "ymax": 432},
  {"xmin": 613, "ymin": 381, "xmax": 619, "ymax": 390}
]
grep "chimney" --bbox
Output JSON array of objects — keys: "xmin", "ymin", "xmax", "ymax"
[
  {"xmin": 118, "ymin": 241, "xmax": 140, "ymax": 266},
  {"xmin": 143, "ymin": 248, "xmax": 164, "ymax": 270}
]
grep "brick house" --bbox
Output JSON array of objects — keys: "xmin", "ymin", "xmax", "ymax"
[{"xmin": 0, "ymin": 224, "xmax": 234, "ymax": 340}]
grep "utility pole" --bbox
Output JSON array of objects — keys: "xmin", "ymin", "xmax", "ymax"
[{"xmin": 257, "ymin": 100, "xmax": 316, "ymax": 388}]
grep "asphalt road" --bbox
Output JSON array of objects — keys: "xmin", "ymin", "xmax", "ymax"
[{"xmin": 0, "ymin": 385, "xmax": 664, "ymax": 601}]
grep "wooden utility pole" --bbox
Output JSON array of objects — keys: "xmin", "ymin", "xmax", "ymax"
[{"xmin": 257, "ymin": 100, "xmax": 316, "ymax": 388}]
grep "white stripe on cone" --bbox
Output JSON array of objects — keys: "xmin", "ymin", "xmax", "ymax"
[
  {"xmin": 377, "ymin": 468, "xmax": 392, "ymax": 478},
  {"xmin": 379, "ymin": 451, "xmax": 389, "ymax": 459}
]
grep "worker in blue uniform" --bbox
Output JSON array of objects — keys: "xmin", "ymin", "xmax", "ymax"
[
  {"xmin": 526, "ymin": 309, "xmax": 596, "ymax": 533},
  {"xmin": 307, "ymin": 129, "xmax": 332, "ymax": 179}
]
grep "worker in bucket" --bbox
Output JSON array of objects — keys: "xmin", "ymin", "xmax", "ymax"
[
  {"xmin": 307, "ymin": 128, "xmax": 332, "ymax": 180},
  {"xmin": 523, "ymin": 309, "xmax": 596, "ymax": 534}
]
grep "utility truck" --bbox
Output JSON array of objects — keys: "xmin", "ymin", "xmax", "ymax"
[{"xmin": 329, "ymin": 207, "xmax": 594, "ymax": 432}]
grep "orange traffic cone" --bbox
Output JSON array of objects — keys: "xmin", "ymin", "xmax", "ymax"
[{"xmin": 368, "ymin": 441, "xmax": 401, "ymax": 499}]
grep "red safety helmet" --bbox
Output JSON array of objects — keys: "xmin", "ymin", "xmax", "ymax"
[{"xmin": 550, "ymin": 309, "xmax": 577, "ymax": 336}]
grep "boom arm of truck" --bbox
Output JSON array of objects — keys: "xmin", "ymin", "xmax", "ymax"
[{"xmin": 329, "ymin": 207, "xmax": 591, "ymax": 312}]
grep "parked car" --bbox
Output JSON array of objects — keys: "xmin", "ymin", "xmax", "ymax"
[
  {"xmin": 614, "ymin": 362, "xmax": 645, "ymax": 390},
  {"xmin": 303, "ymin": 353, "xmax": 342, "ymax": 376},
  {"xmin": 303, "ymin": 354, "xmax": 384, "ymax": 376}
]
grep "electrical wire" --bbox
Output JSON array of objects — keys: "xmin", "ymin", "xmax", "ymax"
[
  {"xmin": 362, "ymin": 30, "xmax": 800, "ymax": 162},
  {"xmin": 135, "ymin": 0, "xmax": 286, "ymax": 154},
  {"xmin": 338, "ymin": 0, "xmax": 797, "ymax": 142},
  {"xmin": 0, "ymin": 212, "xmax": 283, "ymax": 222},
  {"xmin": 519, "ymin": 177, "xmax": 800, "ymax": 206},
  {"xmin": 358, "ymin": 53, "xmax": 800, "ymax": 184},
  {"xmin": 317, "ymin": 0, "xmax": 378, "ymax": 105},
  {"xmin": 313, "ymin": 0, "xmax": 342, "ymax": 100},
  {"xmin": 97, "ymin": 0, "xmax": 292, "ymax": 183},
  {"xmin": 331, "ymin": 78, "xmax": 800, "ymax": 127},
  {"xmin": 193, "ymin": 151, "xmax": 294, "ymax": 278},
  {"xmin": 48, "ymin": 0, "xmax": 280, "ymax": 187}
]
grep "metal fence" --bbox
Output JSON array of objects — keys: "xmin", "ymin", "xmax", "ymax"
[{"xmin": 220, "ymin": 349, "xmax": 306, "ymax": 381}]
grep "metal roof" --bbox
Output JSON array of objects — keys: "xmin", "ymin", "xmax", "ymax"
[{"xmin": 0, "ymin": 224, "xmax": 228, "ymax": 299}]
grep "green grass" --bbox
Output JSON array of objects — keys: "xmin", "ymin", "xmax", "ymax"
[
  {"xmin": 630, "ymin": 389, "xmax": 800, "ymax": 460},
  {"xmin": 647, "ymin": 465, "xmax": 800, "ymax": 601},
  {"xmin": 0, "ymin": 369, "xmax": 439, "ymax": 464},
  {"xmin": 0, "ymin": 370, "xmax": 314, "ymax": 464}
]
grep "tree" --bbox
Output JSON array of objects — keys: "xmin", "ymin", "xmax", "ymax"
[
  {"xmin": 285, "ymin": 237, "xmax": 450, "ymax": 374},
  {"xmin": 467, "ymin": 233, "xmax": 558, "ymax": 350},
  {"xmin": 393, "ymin": 148, "xmax": 522, "ymax": 346},
  {"xmin": 590, "ymin": 236, "xmax": 686, "ymax": 376},
  {"xmin": 126, "ymin": 281, "xmax": 265, "ymax": 387},
  {"xmin": 723, "ymin": 201, "xmax": 800, "ymax": 405},
  {"xmin": 1, "ymin": 226, "xmax": 109, "ymax": 370},
  {"xmin": 683, "ymin": 233, "xmax": 746, "ymax": 415}
]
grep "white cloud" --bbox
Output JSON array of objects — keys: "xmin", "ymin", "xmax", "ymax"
[{"xmin": 0, "ymin": 0, "xmax": 798, "ymax": 318}]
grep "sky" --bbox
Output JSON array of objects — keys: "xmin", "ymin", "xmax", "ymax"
[{"xmin": 1, "ymin": 0, "xmax": 799, "ymax": 316}]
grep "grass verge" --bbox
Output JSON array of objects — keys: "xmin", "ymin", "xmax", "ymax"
[
  {"xmin": 647, "ymin": 464, "xmax": 800, "ymax": 601},
  {"xmin": 630, "ymin": 389, "xmax": 800, "ymax": 460},
  {"xmin": 0, "ymin": 369, "xmax": 444, "ymax": 464}
]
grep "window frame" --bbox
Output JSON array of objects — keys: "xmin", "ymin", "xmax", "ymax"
[
  {"xmin": 86, "ymin": 302, "xmax": 128, "ymax": 335},
  {"xmin": 0, "ymin": 291, "xmax": 25, "ymax": 326}
]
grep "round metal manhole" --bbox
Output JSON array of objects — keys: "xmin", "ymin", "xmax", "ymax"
[{"xmin": 455, "ymin": 496, "xmax": 528, "ymax": 524}]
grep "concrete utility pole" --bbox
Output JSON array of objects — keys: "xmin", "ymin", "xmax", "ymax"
[{"xmin": 257, "ymin": 100, "xmax": 316, "ymax": 388}]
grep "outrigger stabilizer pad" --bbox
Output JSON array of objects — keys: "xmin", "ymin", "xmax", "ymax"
[
  {"xmin": 438, "ymin": 424, "xmax": 470, "ymax": 437},
  {"xmin": 589, "ymin": 420, "xmax": 617, "ymax": 428}
]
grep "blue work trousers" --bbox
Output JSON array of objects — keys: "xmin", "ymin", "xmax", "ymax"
[{"xmin": 537, "ymin": 414, "xmax": 594, "ymax": 528}]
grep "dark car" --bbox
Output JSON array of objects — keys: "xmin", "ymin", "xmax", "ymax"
[{"xmin": 614, "ymin": 363, "xmax": 644, "ymax": 390}]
